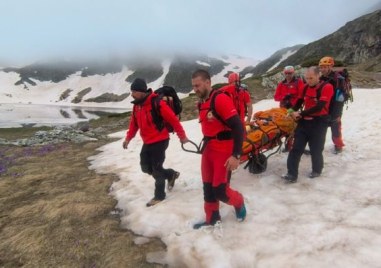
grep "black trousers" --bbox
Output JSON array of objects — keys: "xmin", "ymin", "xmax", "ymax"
[
  {"xmin": 140, "ymin": 139, "xmax": 176, "ymax": 200},
  {"xmin": 287, "ymin": 117, "xmax": 329, "ymax": 178}
]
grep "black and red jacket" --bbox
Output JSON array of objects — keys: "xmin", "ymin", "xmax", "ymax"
[
  {"xmin": 126, "ymin": 92, "xmax": 186, "ymax": 144},
  {"xmin": 274, "ymin": 77, "xmax": 304, "ymax": 108},
  {"xmin": 293, "ymin": 82, "xmax": 334, "ymax": 118},
  {"xmin": 198, "ymin": 90, "xmax": 243, "ymax": 155}
]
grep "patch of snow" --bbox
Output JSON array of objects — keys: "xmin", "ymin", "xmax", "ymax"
[
  {"xmin": 196, "ymin": 61, "xmax": 211, "ymax": 67},
  {"xmin": 243, "ymin": 73, "xmax": 253, "ymax": 80},
  {"xmin": 133, "ymin": 237, "xmax": 151, "ymax": 245},
  {"xmin": 267, "ymin": 49, "xmax": 298, "ymax": 73},
  {"xmin": 212, "ymin": 55, "xmax": 260, "ymax": 84},
  {"xmin": 89, "ymin": 88, "xmax": 381, "ymax": 267}
]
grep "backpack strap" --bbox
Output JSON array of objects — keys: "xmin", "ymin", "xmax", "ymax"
[
  {"xmin": 197, "ymin": 89, "xmax": 230, "ymax": 127},
  {"xmin": 132, "ymin": 105, "xmax": 138, "ymax": 127},
  {"xmin": 302, "ymin": 84, "xmax": 309, "ymax": 98},
  {"xmin": 234, "ymin": 85, "xmax": 241, "ymax": 116},
  {"xmin": 210, "ymin": 90, "xmax": 230, "ymax": 127},
  {"xmin": 315, "ymin": 81, "xmax": 328, "ymax": 100},
  {"xmin": 300, "ymin": 81, "xmax": 331, "ymax": 115},
  {"xmin": 150, "ymin": 95, "xmax": 165, "ymax": 131},
  {"xmin": 333, "ymin": 71, "xmax": 342, "ymax": 89},
  {"xmin": 302, "ymin": 81, "xmax": 327, "ymax": 99}
]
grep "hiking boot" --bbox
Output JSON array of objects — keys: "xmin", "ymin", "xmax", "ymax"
[
  {"xmin": 146, "ymin": 198, "xmax": 163, "ymax": 207},
  {"xmin": 309, "ymin": 171, "xmax": 321, "ymax": 179},
  {"xmin": 167, "ymin": 171, "xmax": 180, "ymax": 191},
  {"xmin": 281, "ymin": 173, "xmax": 297, "ymax": 183},
  {"xmin": 235, "ymin": 204, "xmax": 247, "ymax": 222},
  {"xmin": 193, "ymin": 221, "xmax": 220, "ymax": 229},
  {"xmin": 193, "ymin": 222, "xmax": 212, "ymax": 229},
  {"xmin": 334, "ymin": 146, "xmax": 343, "ymax": 154}
]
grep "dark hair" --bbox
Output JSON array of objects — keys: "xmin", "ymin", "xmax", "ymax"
[{"xmin": 192, "ymin": 69, "xmax": 211, "ymax": 81}]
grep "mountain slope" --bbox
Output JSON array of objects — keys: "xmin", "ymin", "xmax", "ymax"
[
  {"xmin": 281, "ymin": 10, "xmax": 381, "ymax": 68},
  {"xmin": 0, "ymin": 55, "xmax": 258, "ymax": 108},
  {"xmin": 241, "ymin": 44, "xmax": 304, "ymax": 77},
  {"xmin": 245, "ymin": 10, "xmax": 381, "ymax": 77}
]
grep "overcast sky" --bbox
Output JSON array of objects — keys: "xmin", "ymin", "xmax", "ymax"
[{"xmin": 0, "ymin": 0, "xmax": 380, "ymax": 65}]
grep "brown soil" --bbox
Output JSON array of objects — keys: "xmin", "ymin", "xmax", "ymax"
[
  {"xmin": 344, "ymin": 68, "xmax": 381, "ymax": 88},
  {"xmin": 0, "ymin": 140, "xmax": 166, "ymax": 268}
]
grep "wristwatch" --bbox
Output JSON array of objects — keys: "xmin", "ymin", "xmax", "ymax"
[{"xmin": 232, "ymin": 153, "xmax": 241, "ymax": 160}]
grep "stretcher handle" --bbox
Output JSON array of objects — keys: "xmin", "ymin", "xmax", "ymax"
[{"xmin": 181, "ymin": 140, "xmax": 202, "ymax": 154}]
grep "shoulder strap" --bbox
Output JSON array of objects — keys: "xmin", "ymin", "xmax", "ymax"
[
  {"xmin": 151, "ymin": 95, "xmax": 161, "ymax": 113},
  {"xmin": 234, "ymin": 85, "xmax": 241, "ymax": 115},
  {"xmin": 132, "ymin": 105, "xmax": 139, "ymax": 127},
  {"xmin": 316, "ymin": 81, "xmax": 328, "ymax": 100},
  {"xmin": 302, "ymin": 84, "xmax": 309, "ymax": 97},
  {"xmin": 302, "ymin": 82, "xmax": 328, "ymax": 99},
  {"xmin": 210, "ymin": 90, "xmax": 229, "ymax": 126},
  {"xmin": 150, "ymin": 95, "xmax": 165, "ymax": 131}
]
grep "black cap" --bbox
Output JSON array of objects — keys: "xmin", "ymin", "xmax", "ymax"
[{"xmin": 131, "ymin": 78, "xmax": 147, "ymax": 92}]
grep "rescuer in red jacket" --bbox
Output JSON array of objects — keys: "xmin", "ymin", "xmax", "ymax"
[
  {"xmin": 319, "ymin": 56, "xmax": 346, "ymax": 154},
  {"xmin": 191, "ymin": 70, "xmax": 246, "ymax": 229},
  {"xmin": 228, "ymin": 72, "xmax": 253, "ymax": 125},
  {"xmin": 123, "ymin": 78, "xmax": 189, "ymax": 207},
  {"xmin": 282, "ymin": 67, "xmax": 333, "ymax": 183},
  {"xmin": 274, "ymin": 66, "xmax": 305, "ymax": 109},
  {"xmin": 274, "ymin": 66, "xmax": 305, "ymax": 152}
]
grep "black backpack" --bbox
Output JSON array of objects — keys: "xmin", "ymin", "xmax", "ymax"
[
  {"xmin": 151, "ymin": 86, "xmax": 182, "ymax": 132},
  {"xmin": 333, "ymin": 69, "xmax": 353, "ymax": 103}
]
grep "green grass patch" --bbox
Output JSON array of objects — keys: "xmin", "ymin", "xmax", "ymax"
[{"xmin": 0, "ymin": 126, "xmax": 53, "ymax": 140}]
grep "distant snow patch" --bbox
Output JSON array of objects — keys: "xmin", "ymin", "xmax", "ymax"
[
  {"xmin": 243, "ymin": 73, "xmax": 253, "ymax": 79},
  {"xmin": 196, "ymin": 61, "xmax": 211, "ymax": 67},
  {"xmin": 212, "ymin": 55, "xmax": 260, "ymax": 83},
  {"xmin": 267, "ymin": 49, "xmax": 298, "ymax": 73}
]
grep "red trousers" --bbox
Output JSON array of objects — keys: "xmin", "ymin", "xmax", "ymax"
[
  {"xmin": 201, "ymin": 142, "xmax": 244, "ymax": 224},
  {"xmin": 330, "ymin": 116, "xmax": 345, "ymax": 148}
]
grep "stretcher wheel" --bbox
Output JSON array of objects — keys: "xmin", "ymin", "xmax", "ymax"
[{"xmin": 248, "ymin": 153, "xmax": 267, "ymax": 174}]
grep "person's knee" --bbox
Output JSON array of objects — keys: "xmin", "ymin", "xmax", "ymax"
[
  {"xmin": 290, "ymin": 146, "xmax": 305, "ymax": 156},
  {"xmin": 309, "ymin": 142, "xmax": 325, "ymax": 158},
  {"xmin": 213, "ymin": 184, "xmax": 229, "ymax": 203},
  {"xmin": 292, "ymin": 138, "xmax": 307, "ymax": 154},
  {"xmin": 141, "ymin": 164, "xmax": 152, "ymax": 175},
  {"xmin": 152, "ymin": 169, "xmax": 166, "ymax": 183},
  {"xmin": 203, "ymin": 183, "xmax": 216, "ymax": 202}
]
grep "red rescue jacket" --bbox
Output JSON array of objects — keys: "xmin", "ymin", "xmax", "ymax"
[
  {"xmin": 274, "ymin": 77, "xmax": 304, "ymax": 108},
  {"xmin": 198, "ymin": 91, "xmax": 238, "ymax": 153},
  {"xmin": 301, "ymin": 82, "xmax": 334, "ymax": 117},
  {"xmin": 126, "ymin": 93, "xmax": 186, "ymax": 144}
]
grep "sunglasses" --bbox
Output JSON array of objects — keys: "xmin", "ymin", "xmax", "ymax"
[{"xmin": 284, "ymin": 72, "xmax": 294, "ymax": 75}]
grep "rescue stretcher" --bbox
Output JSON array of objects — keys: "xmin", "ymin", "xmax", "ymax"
[
  {"xmin": 182, "ymin": 107, "xmax": 296, "ymax": 174},
  {"xmin": 240, "ymin": 107, "xmax": 296, "ymax": 174}
]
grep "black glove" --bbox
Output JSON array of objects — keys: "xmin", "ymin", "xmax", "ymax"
[{"xmin": 281, "ymin": 94, "xmax": 292, "ymax": 109}]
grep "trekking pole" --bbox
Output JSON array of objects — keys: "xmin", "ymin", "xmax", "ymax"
[{"xmin": 181, "ymin": 140, "xmax": 202, "ymax": 154}]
